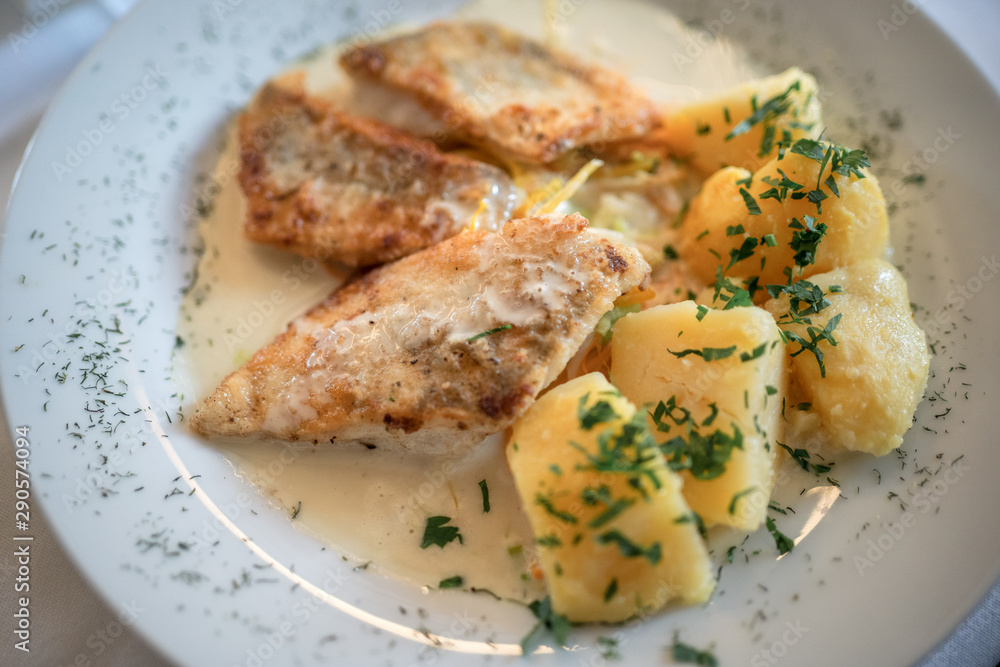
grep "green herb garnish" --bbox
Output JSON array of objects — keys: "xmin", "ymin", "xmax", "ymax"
[
  {"xmin": 766, "ymin": 516, "xmax": 795, "ymax": 554},
  {"xmin": 671, "ymin": 635, "xmax": 719, "ymax": 666},
  {"xmin": 595, "ymin": 530, "xmax": 662, "ymax": 564},
  {"xmin": 520, "ymin": 596, "xmax": 572, "ymax": 654},
  {"xmin": 478, "ymin": 479, "xmax": 491, "ymax": 513},
  {"xmin": 667, "ymin": 345, "xmax": 737, "ymax": 361},
  {"xmin": 420, "ymin": 516, "xmax": 463, "ymax": 549},
  {"xmin": 578, "ymin": 393, "xmax": 620, "ymax": 430},
  {"xmin": 467, "ymin": 324, "xmax": 512, "ymax": 342}
]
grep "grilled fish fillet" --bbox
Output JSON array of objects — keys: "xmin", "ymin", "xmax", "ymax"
[
  {"xmin": 239, "ymin": 71, "xmax": 516, "ymax": 267},
  {"xmin": 340, "ymin": 22, "xmax": 661, "ymax": 165},
  {"xmin": 190, "ymin": 214, "xmax": 650, "ymax": 453}
]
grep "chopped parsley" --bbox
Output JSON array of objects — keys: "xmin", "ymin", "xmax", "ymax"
[
  {"xmin": 674, "ymin": 511, "xmax": 707, "ymax": 538},
  {"xmin": 420, "ymin": 516, "xmax": 463, "ymax": 549},
  {"xmin": 535, "ymin": 492, "xmax": 577, "ymax": 524},
  {"xmin": 520, "ymin": 596, "xmax": 572, "ymax": 654},
  {"xmin": 651, "ymin": 396, "xmax": 744, "ymax": 480},
  {"xmin": 667, "ymin": 345, "xmax": 737, "ymax": 361},
  {"xmin": 766, "ymin": 516, "xmax": 795, "ymax": 555},
  {"xmin": 728, "ymin": 487, "xmax": 758, "ymax": 515},
  {"xmin": 466, "ymin": 324, "xmax": 512, "ymax": 343},
  {"xmin": 595, "ymin": 530, "xmax": 662, "ymax": 564},
  {"xmin": 478, "ymin": 479, "xmax": 491, "ymax": 513},
  {"xmin": 789, "ymin": 215, "xmax": 828, "ymax": 268},
  {"xmin": 738, "ymin": 187, "xmax": 762, "ymax": 215},
  {"xmin": 569, "ymin": 411, "xmax": 664, "ymax": 495},
  {"xmin": 578, "ymin": 392, "xmax": 620, "ymax": 430},
  {"xmin": 438, "ymin": 575, "xmax": 463, "ymax": 589},
  {"xmin": 765, "ymin": 276, "xmax": 842, "ymax": 377},
  {"xmin": 726, "ymin": 236, "xmax": 760, "ymax": 271},
  {"xmin": 777, "ymin": 442, "xmax": 833, "ymax": 475},
  {"xmin": 789, "ymin": 139, "xmax": 870, "ymax": 214},
  {"xmin": 597, "ymin": 636, "xmax": 621, "ymax": 660},
  {"xmin": 781, "ymin": 313, "xmax": 842, "ymax": 378},
  {"xmin": 766, "ymin": 278, "xmax": 832, "ymax": 317},
  {"xmin": 587, "ymin": 496, "xmax": 634, "ymax": 530},
  {"xmin": 759, "ymin": 168, "xmax": 804, "ymax": 202},
  {"xmin": 739, "ymin": 343, "xmax": 767, "ymax": 362},
  {"xmin": 537, "ymin": 534, "xmax": 562, "ymax": 548},
  {"xmin": 671, "ymin": 635, "xmax": 719, "ymax": 667},
  {"xmin": 603, "ymin": 578, "xmax": 618, "ymax": 602}
]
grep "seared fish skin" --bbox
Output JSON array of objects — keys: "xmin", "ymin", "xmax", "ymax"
[
  {"xmin": 190, "ymin": 214, "xmax": 650, "ymax": 453},
  {"xmin": 239, "ymin": 72, "xmax": 515, "ymax": 267},
  {"xmin": 340, "ymin": 22, "xmax": 660, "ymax": 165}
]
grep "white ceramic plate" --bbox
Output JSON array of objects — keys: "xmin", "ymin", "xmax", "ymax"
[{"xmin": 2, "ymin": 1, "xmax": 999, "ymax": 665}]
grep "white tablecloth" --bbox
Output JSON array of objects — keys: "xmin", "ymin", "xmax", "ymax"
[{"xmin": 1, "ymin": 1, "xmax": 998, "ymax": 665}]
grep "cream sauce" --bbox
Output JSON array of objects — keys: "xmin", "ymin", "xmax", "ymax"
[{"xmin": 175, "ymin": 0, "xmax": 762, "ymax": 600}]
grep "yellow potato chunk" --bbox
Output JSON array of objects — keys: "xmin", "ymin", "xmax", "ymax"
[
  {"xmin": 611, "ymin": 302, "xmax": 785, "ymax": 530},
  {"xmin": 678, "ymin": 144, "xmax": 889, "ymax": 287},
  {"xmin": 763, "ymin": 259, "xmax": 930, "ymax": 456},
  {"xmin": 507, "ymin": 373, "xmax": 715, "ymax": 623},
  {"xmin": 664, "ymin": 68, "xmax": 822, "ymax": 175}
]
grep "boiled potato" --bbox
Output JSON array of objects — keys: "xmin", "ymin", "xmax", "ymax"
[
  {"xmin": 678, "ymin": 144, "xmax": 889, "ymax": 288},
  {"xmin": 507, "ymin": 372, "xmax": 715, "ymax": 623},
  {"xmin": 763, "ymin": 259, "xmax": 930, "ymax": 456},
  {"xmin": 664, "ymin": 67, "xmax": 822, "ymax": 175},
  {"xmin": 611, "ymin": 302, "xmax": 785, "ymax": 530}
]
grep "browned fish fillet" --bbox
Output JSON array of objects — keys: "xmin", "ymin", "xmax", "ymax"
[
  {"xmin": 190, "ymin": 214, "xmax": 650, "ymax": 453},
  {"xmin": 340, "ymin": 22, "xmax": 661, "ymax": 165},
  {"xmin": 239, "ymin": 71, "xmax": 516, "ymax": 267}
]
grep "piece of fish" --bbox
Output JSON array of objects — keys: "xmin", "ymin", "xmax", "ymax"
[
  {"xmin": 190, "ymin": 213, "xmax": 650, "ymax": 453},
  {"xmin": 340, "ymin": 22, "xmax": 661, "ymax": 165},
  {"xmin": 239, "ymin": 71, "xmax": 516, "ymax": 267}
]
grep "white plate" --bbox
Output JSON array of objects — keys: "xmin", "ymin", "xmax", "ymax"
[{"xmin": 2, "ymin": 1, "xmax": 999, "ymax": 665}]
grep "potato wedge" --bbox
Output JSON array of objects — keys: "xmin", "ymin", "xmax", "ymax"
[
  {"xmin": 507, "ymin": 373, "xmax": 715, "ymax": 623},
  {"xmin": 678, "ymin": 143, "xmax": 888, "ymax": 288},
  {"xmin": 763, "ymin": 259, "xmax": 930, "ymax": 456},
  {"xmin": 611, "ymin": 302, "xmax": 785, "ymax": 530},
  {"xmin": 664, "ymin": 68, "xmax": 822, "ymax": 175}
]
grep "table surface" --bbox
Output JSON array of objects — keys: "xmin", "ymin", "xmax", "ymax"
[{"xmin": 1, "ymin": 1, "xmax": 999, "ymax": 665}]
